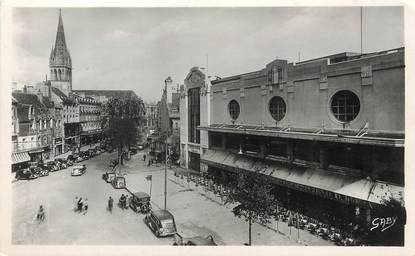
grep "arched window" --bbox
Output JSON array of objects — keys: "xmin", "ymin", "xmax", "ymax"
[
  {"xmin": 269, "ymin": 96, "xmax": 286, "ymax": 122},
  {"xmin": 330, "ymin": 90, "xmax": 360, "ymax": 122},
  {"xmin": 228, "ymin": 100, "xmax": 240, "ymax": 120},
  {"xmin": 58, "ymin": 69, "xmax": 62, "ymax": 80}
]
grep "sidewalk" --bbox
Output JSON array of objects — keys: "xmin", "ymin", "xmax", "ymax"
[{"xmin": 126, "ymin": 153, "xmax": 334, "ymax": 246}]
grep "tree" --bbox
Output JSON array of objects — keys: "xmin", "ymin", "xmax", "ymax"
[
  {"xmin": 228, "ymin": 171, "xmax": 276, "ymax": 245},
  {"xmin": 103, "ymin": 96, "xmax": 145, "ymax": 165}
]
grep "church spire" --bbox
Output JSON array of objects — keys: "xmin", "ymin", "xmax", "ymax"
[
  {"xmin": 49, "ymin": 9, "xmax": 72, "ymax": 95},
  {"xmin": 54, "ymin": 9, "xmax": 67, "ymax": 53}
]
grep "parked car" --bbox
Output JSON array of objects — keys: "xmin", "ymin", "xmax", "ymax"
[
  {"xmin": 144, "ymin": 210, "xmax": 177, "ymax": 237},
  {"xmin": 15, "ymin": 168, "xmax": 38, "ymax": 180},
  {"xmin": 80, "ymin": 151, "xmax": 89, "ymax": 160},
  {"xmin": 128, "ymin": 192, "xmax": 151, "ymax": 213},
  {"xmin": 102, "ymin": 171, "xmax": 116, "ymax": 183},
  {"xmin": 329, "ymin": 232, "xmax": 343, "ymax": 244},
  {"xmin": 55, "ymin": 158, "xmax": 68, "ymax": 169},
  {"xmin": 45, "ymin": 160, "xmax": 59, "ymax": 172},
  {"xmin": 73, "ymin": 153, "xmax": 84, "ymax": 163},
  {"xmin": 31, "ymin": 166, "xmax": 48, "ymax": 177},
  {"xmin": 306, "ymin": 223, "xmax": 319, "ymax": 234},
  {"xmin": 137, "ymin": 142, "xmax": 148, "ymax": 150},
  {"xmin": 173, "ymin": 234, "xmax": 217, "ymax": 246},
  {"xmin": 71, "ymin": 165, "xmax": 87, "ymax": 176},
  {"xmin": 317, "ymin": 227, "xmax": 330, "ymax": 239},
  {"xmin": 111, "ymin": 176, "xmax": 126, "ymax": 189}
]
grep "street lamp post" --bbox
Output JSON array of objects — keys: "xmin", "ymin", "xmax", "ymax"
[{"xmin": 164, "ymin": 76, "xmax": 172, "ymax": 210}]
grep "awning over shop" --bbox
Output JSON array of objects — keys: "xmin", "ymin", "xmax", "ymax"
[
  {"xmin": 12, "ymin": 152, "xmax": 31, "ymax": 164},
  {"xmin": 29, "ymin": 148, "xmax": 44, "ymax": 154},
  {"xmin": 201, "ymin": 149, "xmax": 404, "ymax": 206}
]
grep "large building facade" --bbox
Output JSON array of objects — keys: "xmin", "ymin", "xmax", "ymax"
[{"xmin": 180, "ymin": 48, "xmax": 405, "ymax": 245}]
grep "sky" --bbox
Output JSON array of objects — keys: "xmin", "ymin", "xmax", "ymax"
[{"xmin": 12, "ymin": 7, "xmax": 403, "ymax": 102}]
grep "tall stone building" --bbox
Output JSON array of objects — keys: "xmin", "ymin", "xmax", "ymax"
[{"xmin": 49, "ymin": 10, "xmax": 72, "ymax": 96}]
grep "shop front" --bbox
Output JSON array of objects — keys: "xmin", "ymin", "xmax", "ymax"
[
  {"xmin": 11, "ymin": 151, "xmax": 31, "ymax": 172},
  {"xmin": 201, "ymin": 148, "xmax": 405, "ymax": 245}
]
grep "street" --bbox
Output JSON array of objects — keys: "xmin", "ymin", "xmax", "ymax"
[{"xmin": 12, "ymin": 149, "xmax": 334, "ymax": 245}]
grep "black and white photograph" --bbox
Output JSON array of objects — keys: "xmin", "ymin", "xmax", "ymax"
[{"xmin": 1, "ymin": 1, "xmax": 414, "ymax": 255}]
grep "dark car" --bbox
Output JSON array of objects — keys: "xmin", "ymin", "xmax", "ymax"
[
  {"xmin": 173, "ymin": 234, "xmax": 217, "ymax": 246},
  {"xmin": 144, "ymin": 210, "xmax": 177, "ymax": 237},
  {"xmin": 31, "ymin": 166, "xmax": 48, "ymax": 177},
  {"xmin": 128, "ymin": 192, "xmax": 151, "ymax": 213},
  {"xmin": 45, "ymin": 160, "xmax": 59, "ymax": 172},
  {"xmin": 55, "ymin": 158, "xmax": 68, "ymax": 169},
  {"xmin": 80, "ymin": 151, "xmax": 89, "ymax": 160},
  {"xmin": 15, "ymin": 168, "xmax": 38, "ymax": 180}
]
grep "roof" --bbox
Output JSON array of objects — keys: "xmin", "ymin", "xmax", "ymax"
[
  {"xmin": 72, "ymin": 90, "xmax": 138, "ymax": 99},
  {"xmin": 152, "ymin": 210, "xmax": 174, "ymax": 220},
  {"xmin": 51, "ymin": 87, "xmax": 68, "ymax": 99},
  {"xmin": 132, "ymin": 192, "xmax": 150, "ymax": 199},
  {"xmin": 16, "ymin": 105, "xmax": 30, "ymax": 122},
  {"xmin": 12, "ymin": 93, "xmax": 44, "ymax": 109}
]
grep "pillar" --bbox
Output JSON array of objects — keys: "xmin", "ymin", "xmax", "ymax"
[
  {"xmin": 319, "ymin": 144, "xmax": 329, "ymax": 169},
  {"xmin": 287, "ymin": 140, "xmax": 294, "ymax": 162},
  {"xmin": 259, "ymin": 140, "xmax": 267, "ymax": 159}
]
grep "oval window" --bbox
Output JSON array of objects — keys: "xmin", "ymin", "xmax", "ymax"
[
  {"xmin": 269, "ymin": 96, "xmax": 286, "ymax": 121},
  {"xmin": 228, "ymin": 100, "xmax": 240, "ymax": 120},
  {"xmin": 330, "ymin": 90, "xmax": 360, "ymax": 122}
]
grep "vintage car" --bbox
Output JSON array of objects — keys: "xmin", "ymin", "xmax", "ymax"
[
  {"xmin": 173, "ymin": 234, "xmax": 217, "ymax": 246},
  {"xmin": 71, "ymin": 165, "xmax": 87, "ymax": 176},
  {"xmin": 45, "ymin": 160, "xmax": 59, "ymax": 172},
  {"xmin": 144, "ymin": 210, "xmax": 177, "ymax": 237},
  {"xmin": 31, "ymin": 166, "xmax": 48, "ymax": 177},
  {"xmin": 102, "ymin": 171, "xmax": 116, "ymax": 183},
  {"xmin": 306, "ymin": 223, "xmax": 319, "ymax": 234},
  {"xmin": 111, "ymin": 176, "xmax": 126, "ymax": 189},
  {"xmin": 341, "ymin": 237, "xmax": 359, "ymax": 246},
  {"xmin": 55, "ymin": 158, "xmax": 68, "ymax": 169},
  {"xmin": 316, "ymin": 227, "xmax": 330, "ymax": 239},
  {"xmin": 128, "ymin": 192, "xmax": 151, "ymax": 213},
  {"xmin": 329, "ymin": 232, "xmax": 343, "ymax": 244},
  {"xmin": 89, "ymin": 150, "xmax": 95, "ymax": 157},
  {"xmin": 72, "ymin": 153, "xmax": 84, "ymax": 163},
  {"xmin": 80, "ymin": 151, "xmax": 90, "ymax": 160},
  {"xmin": 15, "ymin": 168, "xmax": 38, "ymax": 180}
]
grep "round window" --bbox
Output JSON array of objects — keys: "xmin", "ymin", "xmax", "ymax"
[
  {"xmin": 269, "ymin": 96, "xmax": 286, "ymax": 121},
  {"xmin": 228, "ymin": 100, "xmax": 240, "ymax": 120},
  {"xmin": 330, "ymin": 90, "xmax": 360, "ymax": 122}
]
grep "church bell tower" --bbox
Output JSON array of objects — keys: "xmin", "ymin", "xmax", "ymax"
[{"xmin": 49, "ymin": 9, "xmax": 72, "ymax": 95}]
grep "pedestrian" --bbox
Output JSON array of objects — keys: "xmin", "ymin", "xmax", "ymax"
[
  {"xmin": 73, "ymin": 196, "xmax": 79, "ymax": 212},
  {"xmin": 36, "ymin": 205, "xmax": 45, "ymax": 223},
  {"xmin": 143, "ymin": 154, "xmax": 146, "ymax": 162},
  {"xmin": 83, "ymin": 198, "xmax": 88, "ymax": 215},
  {"xmin": 147, "ymin": 159, "xmax": 150, "ymax": 167},
  {"xmin": 124, "ymin": 194, "xmax": 129, "ymax": 209},
  {"xmin": 77, "ymin": 197, "xmax": 83, "ymax": 213},
  {"xmin": 108, "ymin": 196, "xmax": 113, "ymax": 213}
]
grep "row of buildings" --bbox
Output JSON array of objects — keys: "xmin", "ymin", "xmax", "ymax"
[{"xmin": 11, "ymin": 11, "xmax": 140, "ymax": 171}]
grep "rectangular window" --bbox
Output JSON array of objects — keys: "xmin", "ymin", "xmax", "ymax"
[
  {"xmin": 188, "ymin": 88, "xmax": 200, "ymax": 144},
  {"xmin": 210, "ymin": 133, "xmax": 222, "ymax": 148},
  {"xmin": 267, "ymin": 140, "xmax": 287, "ymax": 158}
]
